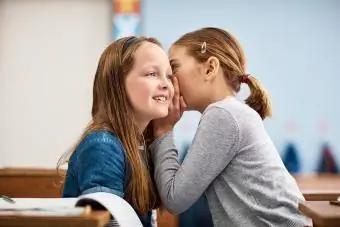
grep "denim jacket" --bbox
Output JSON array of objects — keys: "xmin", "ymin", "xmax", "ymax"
[{"xmin": 63, "ymin": 131, "xmax": 152, "ymax": 227}]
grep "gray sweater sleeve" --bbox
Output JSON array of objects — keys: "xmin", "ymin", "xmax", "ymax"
[{"xmin": 150, "ymin": 107, "xmax": 239, "ymax": 214}]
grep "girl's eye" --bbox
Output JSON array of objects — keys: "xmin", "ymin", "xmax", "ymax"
[
  {"xmin": 147, "ymin": 72, "xmax": 157, "ymax": 77},
  {"xmin": 167, "ymin": 74, "xmax": 173, "ymax": 80},
  {"xmin": 171, "ymin": 64, "xmax": 179, "ymax": 74}
]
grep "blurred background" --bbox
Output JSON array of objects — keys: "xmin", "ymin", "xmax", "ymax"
[{"xmin": 0, "ymin": 0, "xmax": 339, "ymax": 174}]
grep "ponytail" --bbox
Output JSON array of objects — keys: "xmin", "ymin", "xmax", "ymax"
[{"xmin": 243, "ymin": 75, "xmax": 272, "ymax": 120}]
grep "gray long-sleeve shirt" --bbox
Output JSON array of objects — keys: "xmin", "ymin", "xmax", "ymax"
[{"xmin": 150, "ymin": 97, "xmax": 312, "ymax": 227}]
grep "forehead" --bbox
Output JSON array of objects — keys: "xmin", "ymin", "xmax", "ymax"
[
  {"xmin": 133, "ymin": 42, "xmax": 169, "ymax": 68},
  {"xmin": 168, "ymin": 46, "xmax": 189, "ymax": 61}
]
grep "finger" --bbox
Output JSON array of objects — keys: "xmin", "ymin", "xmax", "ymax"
[
  {"xmin": 171, "ymin": 76, "xmax": 180, "ymax": 110},
  {"xmin": 180, "ymin": 96, "xmax": 187, "ymax": 108},
  {"xmin": 180, "ymin": 96, "xmax": 187, "ymax": 114},
  {"xmin": 172, "ymin": 76, "xmax": 180, "ymax": 101}
]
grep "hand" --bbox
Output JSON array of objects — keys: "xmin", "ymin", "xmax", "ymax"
[{"xmin": 153, "ymin": 76, "xmax": 187, "ymax": 138}]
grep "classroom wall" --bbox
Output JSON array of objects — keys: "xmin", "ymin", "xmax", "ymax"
[
  {"xmin": 0, "ymin": 0, "xmax": 339, "ymax": 172},
  {"xmin": 0, "ymin": 0, "xmax": 112, "ymax": 167}
]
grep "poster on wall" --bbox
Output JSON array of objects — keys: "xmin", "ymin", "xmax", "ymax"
[{"xmin": 112, "ymin": 0, "xmax": 142, "ymax": 40}]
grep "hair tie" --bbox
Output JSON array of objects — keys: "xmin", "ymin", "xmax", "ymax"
[{"xmin": 240, "ymin": 74, "xmax": 250, "ymax": 83}]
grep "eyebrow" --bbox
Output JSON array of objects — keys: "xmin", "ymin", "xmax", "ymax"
[
  {"xmin": 169, "ymin": 59, "xmax": 178, "ymax": 65},
  {"xmin": 141, "ymin": 64, "xmax": 172, "ymax": 73}
]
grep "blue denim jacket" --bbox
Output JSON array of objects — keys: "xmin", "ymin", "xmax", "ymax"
[{"xmin": 63, "ymin": 131, "xmax": 152, "ymax": 227}]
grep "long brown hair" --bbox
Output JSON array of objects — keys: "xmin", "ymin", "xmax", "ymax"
[
  {"xmin": 173, "ymin": 27, "xmax": 272, "ymax": 119},
  {"xmin": 58, "ymin": 36, "xmax": 161, "ymax": 214}
]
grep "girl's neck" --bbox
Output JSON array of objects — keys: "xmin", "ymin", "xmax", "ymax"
[
  {"xmin": 198, "ymin": 91, "xmax": 235, "ymax": 113},
  {"xmin": 135, "ymin": 118, "xmax": 150, "ymax": 134}
]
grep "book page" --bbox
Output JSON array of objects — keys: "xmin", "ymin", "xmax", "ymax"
[
  {"xmin": 0, "ymin": 198, "xmax": 77, "ymax": 210},
  {"xmin": 0, "ymin": 197, "xmax": 85, "ymax": 216},
  {"xmin": 0, "ymin": 193, "xmax": 144, "ymax": 226},
  {"xmin": 77, "ymin": 192, "xmax": 143, "ymax": 227}
]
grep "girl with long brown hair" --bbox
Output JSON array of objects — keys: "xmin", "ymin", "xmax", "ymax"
[{"xmin": 58, "ymin": 36, "xmax": 174, "ymax": 227}]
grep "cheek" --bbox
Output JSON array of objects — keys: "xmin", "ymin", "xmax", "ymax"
[
  {"xmin": 176, "ymin": 76, "xmax": 188, "ymax": 93},
  {"xmin": 126, "ymin": 80, "xmax": 151, "ymax": 106},
  {"xmin": 176, "ymin": 69, "xmax": 194, "ymax": 94}
]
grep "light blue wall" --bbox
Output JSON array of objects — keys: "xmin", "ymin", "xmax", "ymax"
[{"xmin": 143, "ymin": 0, "xmax": 340, "ymax": 173}]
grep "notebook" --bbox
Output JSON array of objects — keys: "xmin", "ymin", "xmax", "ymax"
[{"xmin": 0, "ymin": 192, "xmax": 142, "ymax": 227}]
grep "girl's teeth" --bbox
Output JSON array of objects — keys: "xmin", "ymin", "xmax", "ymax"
[{"xmin": 155, "ymin": 96, "xmax": 166, "ymax": 101}]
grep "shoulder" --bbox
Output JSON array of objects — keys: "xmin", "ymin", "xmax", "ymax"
[
  {"xmin": 70, "ymin": 131, "xmax": 128, "ymax": 197},
  {"xmin": 204, "ymin": 97, "xmax": 262, "ymax": 126},
  {"xmin": 199, "ymin": 98, "xmax": 244, "ymax": 144},
  {"xmin": 78, "ymin": 131, "xmax": 124, "ymax": 152},
  {"xmin": 205, "ymin": 97, "xmax": 268, "ymax": 145},
  {"xmin": 81, "ymin": 131, "xmax": 123, "ymax": 147},
  {"xmin": 201, "ymin": 99, "xmax": 239, "ymax": 129},
  {"xmin": 71, "ymin": 131, "xmax": 126, "ymax": 163}
]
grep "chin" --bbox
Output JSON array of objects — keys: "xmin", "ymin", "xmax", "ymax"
[{"xmin": 152, "ymin": 109, "xmax": 169, "ymax": 119}]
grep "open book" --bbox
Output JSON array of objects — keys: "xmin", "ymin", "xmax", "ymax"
[{"xmin": 0, "ymin": 192, "xmax": 143, "ymax": 227}]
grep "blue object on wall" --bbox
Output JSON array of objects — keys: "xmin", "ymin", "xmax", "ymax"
[{"xmin": 282, "ymin": 142, "xmax": 301, "ymax": 173}]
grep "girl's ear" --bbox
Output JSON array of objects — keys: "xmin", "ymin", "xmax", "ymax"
[{"xmin": 203, "ymin": 56, "xmax": 219, "ymax": 81}]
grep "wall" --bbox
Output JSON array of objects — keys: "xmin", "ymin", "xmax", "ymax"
[{"xmin": 0, "ymin": 0, "xmax": 111, "ymax": 167}]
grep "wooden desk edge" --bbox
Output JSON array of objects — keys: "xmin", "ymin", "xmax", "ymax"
[
  {"xmin": 299, "ymin": 202, "xmax": 340, "ymax": 226},
  {"xmin": 302, "ymin": 192, "xmax": 340, "ymax": 201},
  {"xmin": 0, "ymin": 168, "xmax": 66, "ymax": 177},
  {"xmin": 0, "ymin": 211, "xmax": 111, "ymax": 227}
]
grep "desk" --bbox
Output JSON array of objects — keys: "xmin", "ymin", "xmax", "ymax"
[
  {"xmin": 0, "ymin": 211, "xmax": 110, "ymax": 227},
  {"xmin": 0, "ymin": 168, "xmax": 178, "ymax": 227},
  {"xmin": 294, "ymin": 174, "xmax": 340, "ymax": 201},
  {"xmin": 299, "ymin": 201, "xmax": 340, "ymax": 227},
  {"xmin": 0, "ymin": 168, "xmax": 65, "ymax": 198},
  {"xmin": 302, "ymin": 191, "xmax": 340, "ymax": 201}
]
